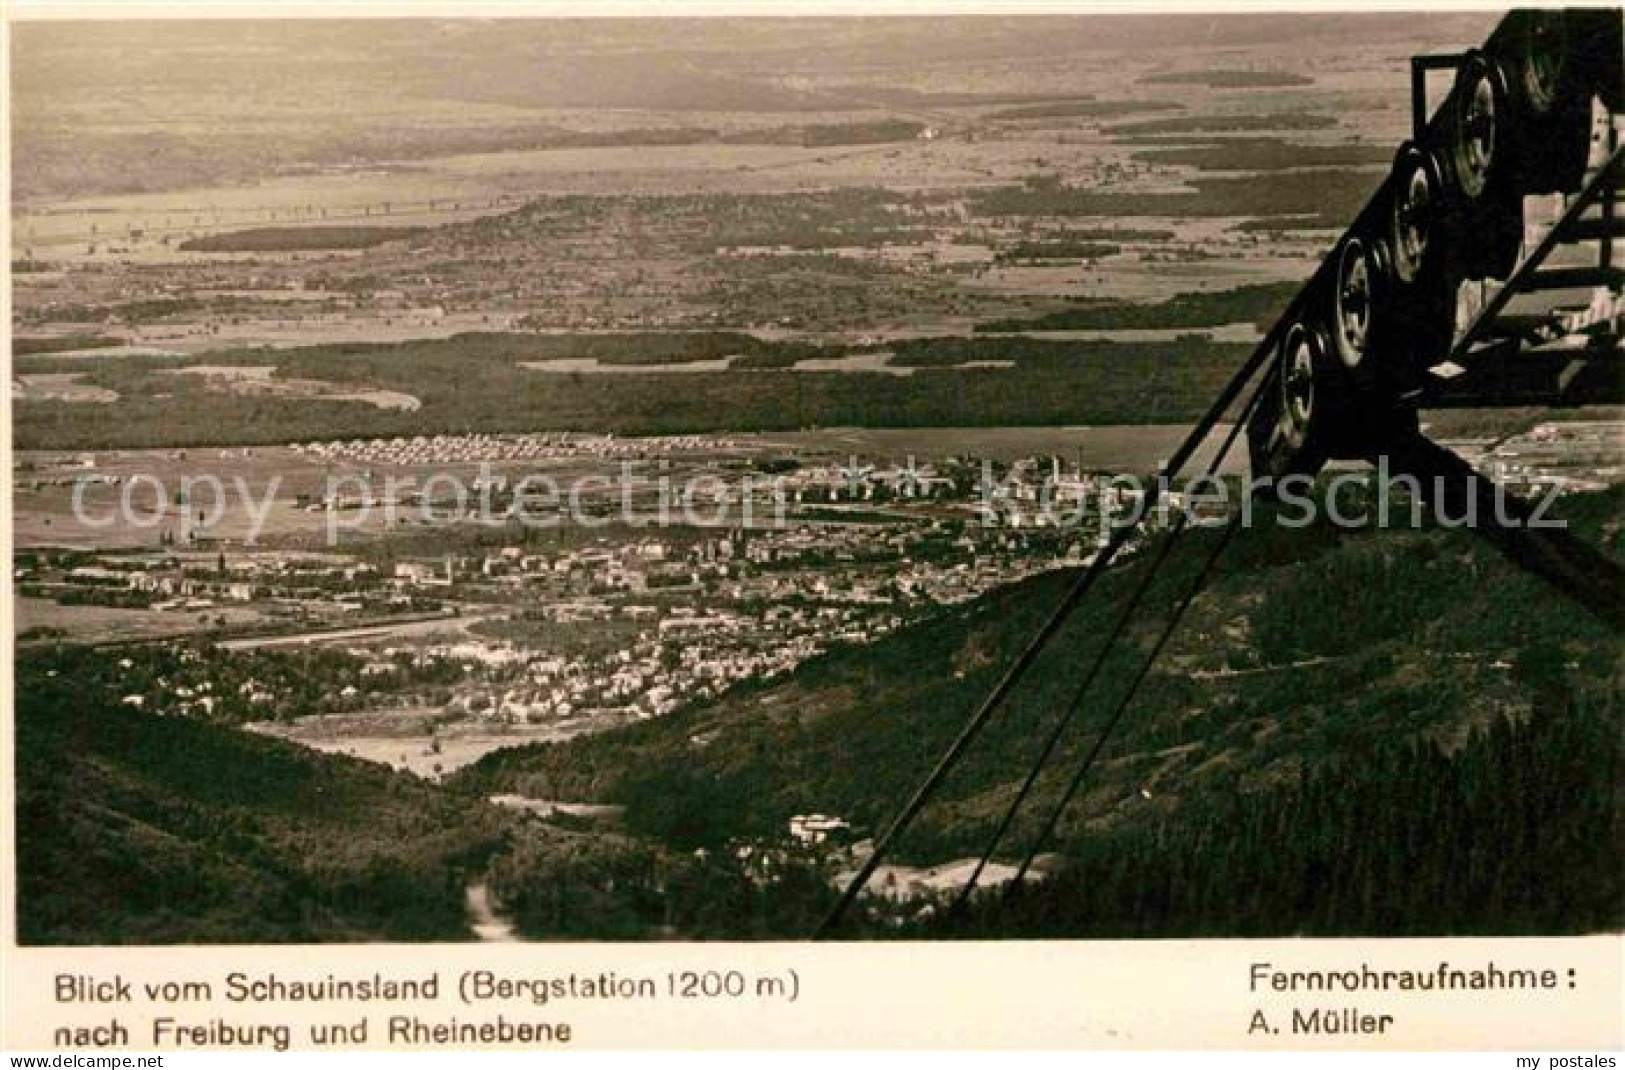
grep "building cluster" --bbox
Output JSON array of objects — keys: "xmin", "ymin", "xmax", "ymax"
[
  {"xmin": 1468, "ymin": 420, "xmax": 1623, "ymax": 497},
  {"xmin": 20, "ymin": 487, "xmax": 1096, "ymax": 733},
  {"xmin": 433, "ymin": 602, "xmax": 875, "ymax": 723},
  {"xmin": 17, "ymin": 549, "xmax": 439, "ymax": 621},
  {"xmin": 292, "ymin": 431, "xmax": 742, "ymax": 465}
]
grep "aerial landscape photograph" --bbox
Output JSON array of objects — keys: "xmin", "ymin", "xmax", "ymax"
[{"xmin": 9, "ymin": 9, "xmax": 1624, "ymax": 944}]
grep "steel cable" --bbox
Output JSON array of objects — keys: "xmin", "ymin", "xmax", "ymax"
[
  {"xmin": 812, "ymin": 342, "xmax": 1278, "ymax": 938},
  {"xmin": 944, "ymin": 376, "xmax": 1266, "ymax": 916}
]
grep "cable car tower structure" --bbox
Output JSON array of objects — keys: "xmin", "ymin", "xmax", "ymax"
[{"xmin": 817, "ymin": 7, "xmax": 1625, "ymax": 937}]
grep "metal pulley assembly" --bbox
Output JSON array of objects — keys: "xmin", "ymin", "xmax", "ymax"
[
  {"xmin": 1444, "ymin": 51, "xmax": 1503, "ymax": 203},
  {"xmin": 1436, "ymin": 50, "xmax": 1525, "ymax": 281},
  {"xmin": 1389, "ymin": 143, "xmax": 1439, "ymax": 285},
  {"xmin": 1249, "ymin": 318, "xmax": 1340, "ymax": 482},
  {"xmin": 1277, "ymin": 322, "xmax": 1324, "ymax": 451},
  {"xmin": 1331, "ymin": 237, "xmax": 1374, "ymax": 371},
  {"xmin": 1222, "ymin": 6, "xmax": 1625, "ymax": 639},
  {"xmin": 1382, "ymin": 141, "xmax": 1461, "ymax": 372},
  {"xmin": 1514, "ymin": 9, "xmax": 1567, "ymax": 117},
  {"xmin": 1502, "ymin": 8, "xmax": 1611, "ymax": 193},
  {"xmin": 1245, "ymin": 7, "xmax": 1622, "ymax": 491}
]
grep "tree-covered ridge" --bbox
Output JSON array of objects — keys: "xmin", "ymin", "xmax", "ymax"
[
  {"xmin": 976, "ymin": 280, "xmax": 1299, "ymax": 333},
  {"xmin": 947, "ymin": 687, "xmax": 1622, "ymax": 938},
  {"xmin": 14, "ymin": 660, "xmax": 507, "ymax": 944}
]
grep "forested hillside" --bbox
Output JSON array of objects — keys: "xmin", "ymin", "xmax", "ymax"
[
  {"xmin": 455, "ymin": 491, "xmax": 1624, "ymax": 936},
  {"xmin": 947, "ymin": 691, "xmax": 1622, "ymax": 937},
  {"xmin": 15, "ymin": 661, "xmax": 507, "ymax": 944}
]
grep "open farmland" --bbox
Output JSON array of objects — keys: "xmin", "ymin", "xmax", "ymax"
[
  {"xmin": 16, "ymin": 14, "xmax": 1481, "ymax": 391},
  {"xmin": 12, "ymin": 13, "xmax": 1625, "ymax": 959}
]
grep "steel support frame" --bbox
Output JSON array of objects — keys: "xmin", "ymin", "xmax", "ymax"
[{"xmin": 1363, "ymin": 425, "xmax": 1625, "ymax": 630}]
